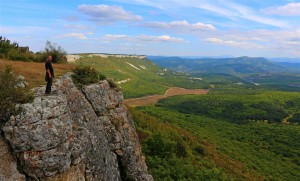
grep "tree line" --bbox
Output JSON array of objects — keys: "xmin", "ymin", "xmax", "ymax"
[{"xmin": 0, "ymin": 36, "xmax": 67, "ymax": 63}]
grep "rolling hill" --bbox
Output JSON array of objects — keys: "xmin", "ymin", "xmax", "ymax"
[{"xmin": 70, "ymin": 54, "xmax": 205, "ymax": 98}]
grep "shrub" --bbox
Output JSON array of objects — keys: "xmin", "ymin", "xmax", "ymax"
[
  {"xmin": 107, "ymin": 78, "xmax": 121, "ymax": 91},
  {"xmin": 0, "ymin": 66, "xmax": 33, "ymax": 128},
  {"xmin": 72, "ymin": 65, "xmax": 106, "ymax": 87},
  {"xmin": 7, "ymin": 49, "xmax": 33, "ymax": 62}
]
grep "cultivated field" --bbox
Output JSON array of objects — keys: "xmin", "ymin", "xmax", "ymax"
[{"xmin": 124, "ymin": 87, "xmax": 209, "ymax": 106}]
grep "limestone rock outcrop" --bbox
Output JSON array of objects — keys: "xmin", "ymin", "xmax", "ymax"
[
  {"xmin": 0, "ymin": 137, "xmax": 26, "ymax": 181},
  {"xmin": 1, "ymin": 73, "xmax": 152, "ymax": 181}
]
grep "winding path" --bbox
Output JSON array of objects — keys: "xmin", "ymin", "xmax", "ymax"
[{"xmin": 124, "ymin": 87, "xmax": 209, "ymax": 107}]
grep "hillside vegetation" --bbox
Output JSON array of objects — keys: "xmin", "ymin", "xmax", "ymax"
[
  {"xmin": 72, "ymin": 55, "xmax": 205, "ymax": 98},
  {"xmin": 157, "ymin": 90, "xmax": 300, "ymax": 124},
  {"xmin": 131, "ymin": 88, "xmax": 300, "ymax": 180}
]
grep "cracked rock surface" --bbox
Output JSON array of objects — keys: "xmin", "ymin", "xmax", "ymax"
[{"xmin": 1, "ymin": 73, "xmax": 153, "ymax": 181}]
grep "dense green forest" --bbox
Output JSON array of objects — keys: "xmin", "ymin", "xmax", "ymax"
[
  {"xmin": 245, "ymin": 74, "xmax": 300, "ymax": 91},
  {"xmin": 130, "ymin": 108, "xmax": 232, "ymax": 180},
  {"xmin": 156, "ymin": 90, "xmax": 300, "ymax": 124},
  {"xmin": 130, "ymin": 88, "xmax": 300, "ymax": 180}
]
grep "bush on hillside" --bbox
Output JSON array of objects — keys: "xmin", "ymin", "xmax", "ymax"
[
  {"xmin": 7, "ymin": 48, "xmax": 34, "ymax": 62},
  {"xmin": 0, "ymin": 66, "xmax": 33, "ymax": 128},
  {"xmin": 107, "ymin": 78, "xmax": 121, "ymax": 91},
  {"xmin": 72, "ymin": 65, "xmax": 106, "ymax": 87}
]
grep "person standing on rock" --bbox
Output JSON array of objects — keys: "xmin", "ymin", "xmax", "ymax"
[{"xmin": 45, "ymin": 55, "xmax": 54, "ymax": 94}]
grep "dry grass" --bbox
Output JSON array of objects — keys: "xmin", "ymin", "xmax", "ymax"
[{"xmin": 0, "ymin": 59, "xmax": 74, "ymax": 89}]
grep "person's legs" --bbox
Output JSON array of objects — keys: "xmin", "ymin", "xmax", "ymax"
[{"xmin": 45, "ymin": 78, "xmax": 52, "ymax": 94}]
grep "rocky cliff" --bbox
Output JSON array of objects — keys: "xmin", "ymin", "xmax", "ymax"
[{"xmin": 0, "ymin": 73, "xmax": 153, "ymax": 181}]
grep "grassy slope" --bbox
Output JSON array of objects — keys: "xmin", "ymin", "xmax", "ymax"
[
  {"xmin": 72, "ymin": 56, "xmax": 205, "ymax": 98},
  {"xmin": 0, "ymin": 59, "xmax": 74, "ymax": 89}
]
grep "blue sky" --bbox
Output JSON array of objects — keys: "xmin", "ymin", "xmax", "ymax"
[{"xmin": 0, "ymin": 0, "xmax": 299, "ymax": 57}]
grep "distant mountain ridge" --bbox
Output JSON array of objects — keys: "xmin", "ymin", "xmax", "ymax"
[
  {"xmin": 148, "ymin": 56, "xmax": 299, "ymax": 75},
  {"xmin": 268, "ymin": 57, "xmax": 300, "ymax": 63}
]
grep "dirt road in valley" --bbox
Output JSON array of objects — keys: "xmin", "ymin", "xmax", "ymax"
[{"xmin": 123, "ymin": 87, "xmax": 209, "ymax": 107}]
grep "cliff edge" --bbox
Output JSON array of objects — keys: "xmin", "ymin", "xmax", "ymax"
[{"xmin": 0, "ymin": 73, "xmax": 153, "ymax": 181}]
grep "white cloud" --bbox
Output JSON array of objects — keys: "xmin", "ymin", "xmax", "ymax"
[
  {"xmin": 63, "ymin": 24, "xmax": 91, "ymax": 30},
  {"xmin": 61, "ymin": 33, "xmax": 87, "ymax": 39},
  {"xmin": 261, "ymin": 3, "xmax": 300, "ymax": 16},
  {"xmin": 137, "ymin": 35, "xmax": 184, "ymax": 42},
  {"xmin": 204, "ymin": 28, "xmax": 300, "ymax": 56},
  {"xmin": 102, "ymin": 34, "xmax": 185, "ymax": 43},
  {"xmin": 77, "ymin": 4, "xmax": 142, "ymax": 23},
  {"xmin": 144, "ymin": 20, "xmax": 216, "ymax": 31},
  {"xmin": 117, "ymin": 0, "xmax": 289, "ymax": 28},
  {"xmin": 206, "ymin": 37, "xmax": 263, "ymax": 49},
  {"xmin": 104, "ymin": 34, "xmax": 128, "ymax": 39},
  {"xmin": 196, "ymin": 2, "xmax": 288, "ymax": 28}
]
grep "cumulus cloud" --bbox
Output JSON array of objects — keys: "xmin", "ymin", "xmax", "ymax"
[
  {"xmin": 102, "ymin": 34, "xmax": 185, "ymax": 43},
  {"xmin": 143, "ymin": 20, "xmax": 216, "ymax": 31},
  {"xmin": 261, "ymin": 3, "xmax": 300, "ymax": 16},
  {"xmin": 61, "ymin": 33, "xmax": 87, "ymax": 39},
  {"xmin": 77, "ymin": 4, "xmax": 142, "ymax": 22}
]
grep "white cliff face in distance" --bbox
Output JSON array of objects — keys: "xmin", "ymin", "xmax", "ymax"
[{"xmin": 66, "ymin": 54, "xmax": 147, "ymax": 62}]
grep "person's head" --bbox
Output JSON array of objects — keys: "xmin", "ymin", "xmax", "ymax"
[{"xmin": 47, "ymin": 55, "xmax": 52, "ymax": 62}]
